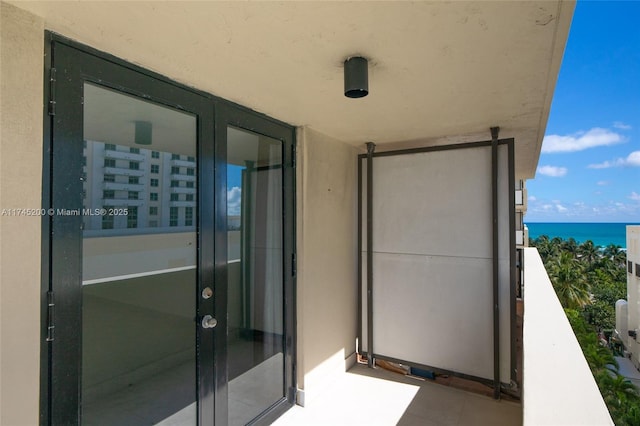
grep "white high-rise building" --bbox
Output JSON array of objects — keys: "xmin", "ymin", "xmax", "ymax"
[{"xmin": 83, "ymin": 140, "xmax": 196, "ymax": 235}]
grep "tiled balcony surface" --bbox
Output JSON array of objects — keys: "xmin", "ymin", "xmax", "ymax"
[{"xmin": 274, "ymin": 364, "xmax": 521, "ymax": 426}]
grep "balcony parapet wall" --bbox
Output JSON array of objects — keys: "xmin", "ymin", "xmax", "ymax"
[{"xmin": 523, "ymin": 247, "xmax": 613, "ymax": 425}]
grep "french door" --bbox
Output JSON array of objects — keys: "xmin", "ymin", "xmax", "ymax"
[{"xmin": 45, "ymin": 35, "xmax": 295, "ymax": 425}]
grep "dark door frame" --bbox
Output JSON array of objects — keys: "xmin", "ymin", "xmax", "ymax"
[
  {"xmin": 212, "ymin": 100, "xmax": 297, "ymax": 426},
  {"xmin": 41, "ymin": 32, "xmax": 296, "ymax": 426}
]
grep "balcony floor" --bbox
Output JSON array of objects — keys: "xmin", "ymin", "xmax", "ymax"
[{"xmin": 274, "ymin": 364, "xmax": 521, "ymax": 426}]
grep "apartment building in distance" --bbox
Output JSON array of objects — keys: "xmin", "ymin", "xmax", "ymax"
[
  {"xmin": 621, "ymin": 227, "xmax": 640, "ymax": 367},
  {"xmin": 83, "ymin": 140, "xmax": 197, "ymax": 233}
]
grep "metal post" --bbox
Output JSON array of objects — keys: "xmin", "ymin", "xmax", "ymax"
[
  {"xmin": 366, "ymin": 142, "xmax": 376, "ymax": 368},
  {"xmin": 508, "ymin": 140, "xmax": 518, "ymax": 387},
  {"xmin": 242, "ymin": 161, "xmax": 255, "ymax": 330},
  {"xmin": 357, "ymin": 156, "xmax": 362, "ymax": 354},
  {"xmin": 491, "ymin": 126, "xmax": 501, "ymax": 399}
]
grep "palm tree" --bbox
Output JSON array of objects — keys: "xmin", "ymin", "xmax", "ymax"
[
  {"xmin": 548, "ymin": 251, "xmax": 591, "ymax": 309},
  {"xmin": 579, "ymin": 240, "xmax": 600, "ymax": 268},
  {"xmin": 563, "ymin": 237, "xmax": 579, "ymax": 258},
  {"xmin": 615, "ymin": 251, "xmax": 627, "ymax": 268},
  {"xmin": 550, "ymin": 237, "xmax": 563, "ymax": 257},
  {"xmin": 622, "ymin": 404, "xmax": 640, "ymax": 425},
  {"xmin": 608, "ymin": 374, "xmax": 638, "ymax": 401},
  {"xmin": 581, "ymin": 335, "xmax": 618, "ymax": 372},
  {"xmin": 532, "ymin": 235, "xmax": 552, "ymax": 259},
  {"xmin": 604, "ymin": 244, "xmax": 626, "ymax": 268},
  {"xmin": 604, "ymin": 243, "xmax": 621, "ymax": 259},
  {"xmin": 594, "ymin": 256, "xmax": 617, "ymax": 277},
  {"xmin": 597, "ymin": 371, "xmax": 639, "ymax": 415}
]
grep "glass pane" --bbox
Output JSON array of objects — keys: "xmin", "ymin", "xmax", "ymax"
[
  {"xmin": 81, "ymin": 83, "xmax": 197, "ymax": 425},
  {"xmin": 227, "ymin": 126, "xmax": 285, "ymax": 425}
]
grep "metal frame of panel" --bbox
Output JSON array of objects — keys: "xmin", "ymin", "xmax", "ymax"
[{"xmin": 357, "ymin": 136, "xmax": 516, "ymax": 397}]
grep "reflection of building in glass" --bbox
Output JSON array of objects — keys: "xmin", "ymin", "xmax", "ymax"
[{"xmin": 83, "ymin": 140, "xmax": 196, "ymax": 232}]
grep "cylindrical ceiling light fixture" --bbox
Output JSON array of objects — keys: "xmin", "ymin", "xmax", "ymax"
[
  {"xmin": 134, "ymin": 120, "xmax": 152, "ymax": 145},
  {"xmin": 344, "ymin": 56, "xmax": 369, "ymax": 98}
]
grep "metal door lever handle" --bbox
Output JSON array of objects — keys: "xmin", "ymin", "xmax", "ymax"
[{"xmin": 201, "ymin": 315, "xmax": 217, "ymax": 329}]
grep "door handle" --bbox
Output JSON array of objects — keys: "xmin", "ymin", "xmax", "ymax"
[{"xmin": 201, "ymin": 315, "xmax": 218, "ymax": 329}]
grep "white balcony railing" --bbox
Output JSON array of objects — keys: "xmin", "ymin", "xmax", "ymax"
[
  {"xmin": 515, "ymin": 189, "xmax": 527, "ymax": 211},
  {"xmin": 171, "ymin": 174, "xmax": 196, "ymax": 182},
  {"xmin": 102, "ymin": 198, "xmax": 145, "ymax": 207},
  {"xmin": 522, "ymin": 248, "xmax": 613, "ymax": 425},
  {"xmin": 171, "ymin": 158, "xmax": 196, "ymax": 168},
  {"xmin": 170, "ymin": 186, "xmax": 196, "ymax": 194},
  {"xmin": 516, "ymin": 230, "xmax": 524, "ymax": 246},
  {"xmin": 169, "ymin": 200, "xmax": 196, "ymax": 208},
  {"xmin": 104, "ymin": 166, "xmax": 145, "ymax": 177},
  {"xmin": 103, "ymin": 182, "xmax": 145, "ymax": 192},
  {"xmin": 103, "ymin": 149, "xmax": 145, "ymax": 162}
]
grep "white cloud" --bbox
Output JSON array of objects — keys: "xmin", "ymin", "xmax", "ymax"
[
  {"xmin": 596, "ymin": 180, "xmax": 610, "ymax": 186},
  {"xmin": 613, "ymin": 121, "xmax": 632, "ymax": 130},
  {"xmin": 528, "ymin": 195, "xmax": 537, "ymax": 201},
  {"xmin": 630, "ymin": 152, "xmax": 640, "ymax": 166},
  {"xmin": 588, "ymin": 150, "xmax": 640, "ymax": 169},
  {"xmin": 526, "ymin": 198, "xmax": 640, "ymax": 222},
  {"xmin": 227, "ymin": 186, "xmax": 242, "ymax": 216},
  {"xmin": 537, "ymin": 165, "xmax": 568, "ymax": 177},
  {"xmin": 541, "ymin": 128, "xmax": 625, "ymax": 153},
  {"xmin": 589, "ymin": 162, "xmax": 615, "ymax": 169}
]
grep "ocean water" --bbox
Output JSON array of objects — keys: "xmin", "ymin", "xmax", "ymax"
[{"xmin": 525, "ymin": 222, "xmax": 639, "ymax": 249}]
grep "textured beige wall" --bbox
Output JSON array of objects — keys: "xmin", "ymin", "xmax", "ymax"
[
  {"xmin": 0, "ymin": 3, "xmax": 44, "ymax": 425},
  {"xmin": 296, "ymin": 127, "xmax": 359, "ymax": 401}
]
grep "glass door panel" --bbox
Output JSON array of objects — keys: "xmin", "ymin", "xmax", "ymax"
[
  {"xmin": 81, "ymin": 83, "xmax": 197, "ymax": 425},
  {"xmin": 226, "ymin": 126, "xmax": 285, "ymax": 425}
]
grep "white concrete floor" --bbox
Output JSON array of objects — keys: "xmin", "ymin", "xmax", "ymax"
[
  {"xmin": 84, "ymin": 357, "xmax": 520, "ymax": 426},
  {"xmin": 83, "ymin": 353, "xmax": 285, "ymax": 426},
  {"xmin": 273, "ymin": 364, "xmax": 522, "ymax": 426}
]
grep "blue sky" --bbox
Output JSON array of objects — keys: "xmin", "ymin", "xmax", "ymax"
[
  {"xmin": 228, "ymin": 164, "xmax": 243, "ymax": 216},
  {"xmin": 526, "ymin": 1, "xmax": 640, "ymax": 223}
]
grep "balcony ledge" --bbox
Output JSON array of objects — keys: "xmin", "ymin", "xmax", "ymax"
[{"xmin": 522, "ymin": 248, "xmax": 613, "ymax": 426}]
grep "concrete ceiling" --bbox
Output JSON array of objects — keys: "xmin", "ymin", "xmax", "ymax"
[
  {"xmin": 10, "ymin": 0, "xmax": 574, "ymax": 178},
  {"xmin": 84, "ymin": 82, "xmax": 282, "ymax": 165},
  {"xmin": 84, "ymin": 82, "xmax": 197, "ymax": 156}
]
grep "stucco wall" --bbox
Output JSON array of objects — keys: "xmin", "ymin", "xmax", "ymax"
[
  {"xmin": 296, "ymin": 127, "xmax": 359, "ymax": 402},
  {"xmin": 0, "ymin": 3, "xmax": 44, "ymax": 425}
]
